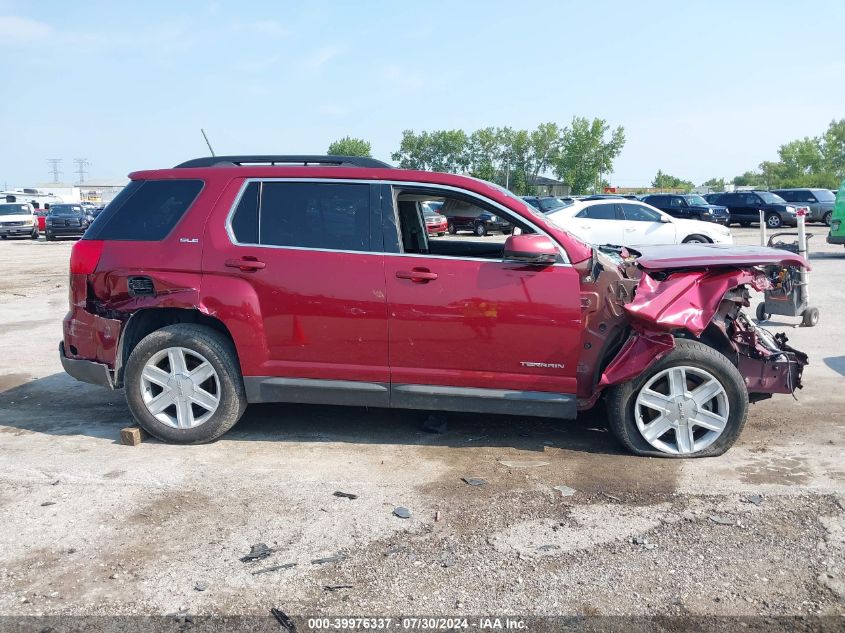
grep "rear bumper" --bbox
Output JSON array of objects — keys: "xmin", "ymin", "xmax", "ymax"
[
  {"xmin": 827, "ymin": 233, "xmax": 845, "ymax": 245},
  {"xmin": 59, "ymin": 341, "xmax": 114, "ymax": 388}
]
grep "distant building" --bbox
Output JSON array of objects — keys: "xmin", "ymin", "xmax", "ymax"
[
  {"xmin": 528, "ymin": 175, "xmax": 570, "ymax": 196},
  {"xmin": 76, "ymin": 178, "xmax": 129, "ymax": 204}
]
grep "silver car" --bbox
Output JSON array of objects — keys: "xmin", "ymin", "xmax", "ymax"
[{"xmin": 772, "ymin": 188, "xmax": 836, "ymax": 225}]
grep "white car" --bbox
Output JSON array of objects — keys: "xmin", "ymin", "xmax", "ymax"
[
  {"xmin": 0, "ymin": 202, "xmax": 39, "ymax": 240},
  {"xmin": 546, "ymin": 198, "xmax": 732, "ymax": 247}
]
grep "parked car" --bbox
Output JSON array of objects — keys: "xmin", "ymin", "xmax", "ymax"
[
  {"xmin": 771, "ymin": 188, "xmax": 836, "ymax": 225},
  {"xmin": 640, "ymin": 193, "xmax": 730, "ymax": 225},
  {"xmin": 705, "ymin": 191, "xmax": 797, "ymax": 228},
  {"xmin": 827, "ymin": 181, "xmax": 845, "ymax": 247},
  {"xmin": 422, "ymin": 203, "xmax": 447, "ymax": 236},
  {"xmin": 45, "ymin": 203, "xmax": 95, "ymax": 240},
  {"xmin": 546, "ymin": 199, "xmax": 732, "ymax": 247},
  {"xmin": 0, "ymin": 202, "xmax": 39, "ymax": 239},
  {"xmin": 59, "ymin": 154, "xmax": 807, "ymax": 457},
  {"xmin": 521, "ymin": 196, "xmax": 572, "ymax": 214},
  {"xmin": 441, "ymin": 198, "xmax": 511, "ymax": 235}
]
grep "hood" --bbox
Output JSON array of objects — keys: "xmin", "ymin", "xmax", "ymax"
[{"xmin": 631, "ymin": 244, "xmax": 809, "ymax": 271}]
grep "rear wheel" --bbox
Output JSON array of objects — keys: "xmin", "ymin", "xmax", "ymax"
[
  {"xmin": 124, "ymin": 324, "xmax": 246, "ymax": 444},
  {"xmin": 682, "ymin": 234, "xmax": 711, "ymax": 244},
  {"xmin": 823, "ymin": 211, "xmax": 832, "ymax": 226},
  {"xmin": 447, "ymin": 221, "xmax": 457, "ymax": 235},
  {"xmin": 766, "ymin": 213, "xmax": 783, "ymax": 229},
  {"xmin": 606, "ymin": 339, "xmax": 748, "ymax": 458}
]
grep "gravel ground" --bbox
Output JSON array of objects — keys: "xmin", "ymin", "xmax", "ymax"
[{"xmin": 0, "ymin": 228, "xmax": 843, "ymax": 626}]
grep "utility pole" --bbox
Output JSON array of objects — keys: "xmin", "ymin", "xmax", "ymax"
[
  {"xmin": 73, "ymin": 158, "xmax": 89, "ymax": 184},
  {"xmin": 47, "ymin": 159, "xmax": 63, "ymax": 184}
]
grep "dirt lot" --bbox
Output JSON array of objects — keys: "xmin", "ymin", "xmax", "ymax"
[{"xmin": 0, "ymin": 228, "xmax": 843, "ymax": 625}]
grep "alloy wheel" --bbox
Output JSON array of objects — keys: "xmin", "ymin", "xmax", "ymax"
[
  {"xmin": 634, "ymin": 365, "xmax": 730, "ymax": 455},
  {"xmin": 140, "ymin": 347, "xmax": 220, "ymax": 429}
]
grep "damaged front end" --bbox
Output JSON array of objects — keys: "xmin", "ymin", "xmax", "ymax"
[{"xmin": 576, "ymin": 244, "xmax": 808, "ymax": 408}]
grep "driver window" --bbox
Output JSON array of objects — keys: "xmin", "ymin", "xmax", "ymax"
[
  {"xmin": 621, "ymin": 203, "xmax": 661, "ymax": 222},
  {"xmin": 393, "ymin": 188, "xmax": 531, "ymax": 260}
]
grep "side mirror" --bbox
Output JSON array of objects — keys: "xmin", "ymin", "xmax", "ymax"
[
  {"xmin": 502, "ymin": 234, "xmax": 558, "ymax": 265},
  {"xmin": 660, "ymin": 215, "xmax": 672, "ymax": 223}
]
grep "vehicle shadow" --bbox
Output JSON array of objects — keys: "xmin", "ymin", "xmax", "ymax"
[
  {"xmin": 0, "ymin": 372, "xmax": 623, "ymax": 455},
  {"xmin": 823, "ymin": 356, "xmax": 845, "ymax": 378}
]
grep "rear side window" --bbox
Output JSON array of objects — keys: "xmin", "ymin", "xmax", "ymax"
[
  {"xmin": 621, "ymin": 203, "xmax": 662, "ymax": 222},
  {"xmin": 86, "ymin": 179, "xmax": 203, "ymax": 241},
  {"xmin": 577, "ymin": 203, "xmax": 617, "ymax": 220},
  {"xmin": 232, "ymin": 181, "xmax": 371, "ymax": 251}
]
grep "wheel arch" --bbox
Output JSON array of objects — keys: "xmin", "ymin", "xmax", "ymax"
[{"xmin": 114, "ymin": 308, "xmax": 238, "ymax": 388}]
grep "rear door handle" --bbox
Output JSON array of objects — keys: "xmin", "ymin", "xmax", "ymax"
[
  {"xmin": 396, "ymin": 268, "xmax": 438, "ymax": 283},
  {"xmin": 624, "ymin": 227, "xmax": 636, "ymax": 232},
  {"xmin": 225, "ymin": 257, "xmax": 266, "ymax": 271}
]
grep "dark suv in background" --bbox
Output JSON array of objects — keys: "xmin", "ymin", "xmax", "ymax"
[
  {"xmin": 705, "ymin": 191, "xmax": 797, "ymax": 228},
  {"xmin": 771, "ymin": 188, "xmax": 835, "ymax": 225},
  {"xmin": 45, "ymin": 203, "xmax": 96, "ymax": 240},
  {"xmin": 640, "ymin": 194, "xmax": 729, "ymax": 225}
]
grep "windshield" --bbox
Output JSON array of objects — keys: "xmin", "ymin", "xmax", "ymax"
[
  {"xmin": 49, "ymin": 205, "xmax": 83, "ymax": 215},
  {"xmin": 758, "ymin": 192, "xmax": 786, "ymax": 204},
  {"xmin": 538, "ymin": 198, "xmax": 569, "ymax": 212},
  {"xmin": 686, "ymin": 195, "xmax": 708, "ymax": 206},
  {"xmin": 0, "ymin": 203, "xmax": 31, "ymax": 215},
  {"xmin": 814, "ymin": 189, "xmax": 836, "ymax": 202}
]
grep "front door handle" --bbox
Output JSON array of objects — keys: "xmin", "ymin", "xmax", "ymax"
[
  {"xmin": 225, "ymin": 256, "xmax": 266, "ymax": 271},
  {"xmin": 624, "ymin": 227, "xmax": 636, "ymax": 232},
  {"xmin": 396, "ymin": 268, "xmax": 438, "ymax": 283}
]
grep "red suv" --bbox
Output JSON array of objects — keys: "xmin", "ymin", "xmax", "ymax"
[{"xmin": 60, "ymin": 155, "xmax": 809, "ymax": 457}]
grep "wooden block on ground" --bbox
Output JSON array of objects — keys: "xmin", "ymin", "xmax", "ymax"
[{"xmin": 120, "ymin": 426, "xmax": 147, "ymax": 446}]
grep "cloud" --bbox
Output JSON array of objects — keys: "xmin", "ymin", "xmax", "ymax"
[
  {"xmin": 305, "ymin": 46, "xmax": 340, "ymax": 69},
  {"xmin": 233, "ymin": 19, "xmax": 288, "ymax": 37},
  {"xmin": 383, "ymin": 64, "xmax": 423, "ymax": 90},
  {"xmin": 0, "ymin": 15, "xmax": 52, "ymax": 42}
]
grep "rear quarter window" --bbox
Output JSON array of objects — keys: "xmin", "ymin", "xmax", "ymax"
[{"xmin": 86, "ymin": 179, "xmax": 203, "ymax": 241}]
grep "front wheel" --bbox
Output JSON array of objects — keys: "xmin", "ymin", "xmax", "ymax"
[
  {"xmin": 30, "ymin": 228, "xmax": 39, "ymax": 240},
  {"xmin": 682, "ymin": 234, "xmax": 711, "ymax": 244},
  {"xmin": 124, "ymin": 324, "xmax": 246, "ymax": 444},
  {"xmin": 447, "ymin": 221, "xmax": 457, "ymax": 235},
  {"xmin": 606, "ymin": 339, "xmax": 748, "ymax": 458},
  {"xmin": 766, "ymin": 213, "xmax": 783, "ymax": 229},
  {"xmin": 474, "ymin": 222, "xmax": 488, "ymax": 237}
]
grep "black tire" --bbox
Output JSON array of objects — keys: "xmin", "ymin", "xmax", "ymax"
[
  {"xmin": 802, "ymin": 307, "xmax": 819, "ymax": 327},
  {"xmin": 46, "ymin": 233, "xmax": 54, "ymax": 241},
  {"xmin": 605, "ymin": 339, "xmax": 749, "ymax": 458},
  {"xmin": 682, "ymin": 234, "xmax": 712, "ymax": 244},
  {"xmin": 437, "ymin": 232, "xmax": 445, "ymax": 237},
  {"xmin": 823, "ymin": 211, "xmax": 832, "ymax": 226},
  {"xmin": 30, "ymin": 228, "xmax": 39, "ymax": 240},
  {"xmin": 474, "ymin": 222, "xmax": 487, "ymax": 237},
  {"xmin": 447, "ymin": 221, "xmax": 457, "ymax": 235},
  {"xmin": 756, "ymin": 302, "xmax": 770, "ymax": 322},
  {"xmin": 739, "ymin": 221, "xmax": 751, "ymax": 227},
  {"xmin": 766, "ymin": 213, "xmax": 783, "ymax": 229},
  {"xmin": 0, "ymin": 235, "xmax": 6, "ymax": 240},
  {"xmin": 124, "ymin": 324, "xmax": 246, "ymax": 444}
]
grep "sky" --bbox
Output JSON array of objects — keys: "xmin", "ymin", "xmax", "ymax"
[{"xmin": 1, "ymin": 0, "xmax": 844, "ymax": 188}]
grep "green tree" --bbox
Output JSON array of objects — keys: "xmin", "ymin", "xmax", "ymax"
[
  {"xmin": 327, "ymin": 136, "xmax": 372, "ymax": 157},
  {"xmin": 702, "ymin": 177, "xmax": 725, "ymax": 191},
  {"xmin": 552, "ymin": 117, "xmax": 625, "ymax": 195},
  {"xmin": 391, "ymin": 129, "xmax": 470, "ymax": 173},
  {"xmin": 651, "ymin": 170, "xmax": 694, "ymax": 192},
  {"xmin": 732, "ymin": 171, "xmax": 766, "ymax": 188}
]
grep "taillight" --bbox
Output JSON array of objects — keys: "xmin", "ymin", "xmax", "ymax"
[{"xmin": 70, "ymin": 239, "xmax": 104, "ymax": 274}]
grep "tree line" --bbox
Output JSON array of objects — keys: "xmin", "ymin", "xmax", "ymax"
[
  {"xmin": 328, "ymin": 118, "xmax": 845, "ymax": 195},
  {"xmin": 651, "ymin": 119, "xmax": 845, "ymax": 193},
  {"xmin": 327, "ymin": 118, "xmax": 625, "ymax": 195}
]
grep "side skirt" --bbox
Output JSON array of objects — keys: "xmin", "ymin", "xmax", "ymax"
[{"xmin": 243, "ymin": 377, "xmax": 577, "ymax": 419}]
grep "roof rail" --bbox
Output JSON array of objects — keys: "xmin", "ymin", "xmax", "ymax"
[{"xmin": 174, "ymin": 155, "xmax": 393, "ymax": 169}]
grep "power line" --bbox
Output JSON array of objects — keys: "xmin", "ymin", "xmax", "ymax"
[
  {"xmin": 73, "ymin": 158, "xmax": 90, "ymax": 184},
  {"xmin": 47, "ymin": 158, "xmax": 63, "ymax": 184}
]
